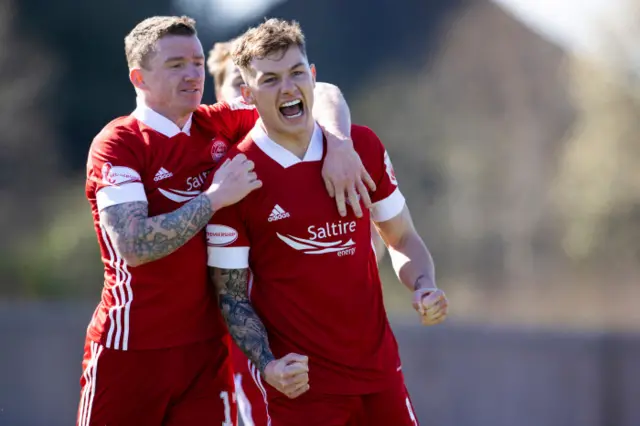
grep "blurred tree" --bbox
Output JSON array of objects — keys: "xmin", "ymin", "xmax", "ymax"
[
  {"xmin": 353, "ymin": 1, "xmax": 574, "ymax": 290},
  {"xmin": 554, "ymin": 57, "xmax": 640, "ymax": 263},
  {"xmin": 218, "ymin": 0, "xmax": 465, "ymax": 97},
  {"xmin": 16, "ymin": 0, "xmax": 174, "ymax": 171},
  {"xmin": 1, "ymin": 0, "xmax": 177, "ymax": 297},
  {"xmin": 0, "ymin": 0, "xmax": 62, "ymax": 295}
]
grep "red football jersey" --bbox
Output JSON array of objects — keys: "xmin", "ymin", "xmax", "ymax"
[
  {"xmin": 206, "ymin": 122, "xmax": 406, "ymax": 394},
  {"xmin": 85, "ymin": 98, "xmax": 258, "ymax": 351}
]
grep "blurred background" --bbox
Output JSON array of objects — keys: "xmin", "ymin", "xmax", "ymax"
[{"xmin": 1, "ymin": 0, "xmax": 639, "ymax": 424}]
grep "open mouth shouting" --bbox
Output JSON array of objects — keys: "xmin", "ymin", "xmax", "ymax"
[{"xmin": 279, "ymin": 99, "xmax": 304, "ymax": 119}]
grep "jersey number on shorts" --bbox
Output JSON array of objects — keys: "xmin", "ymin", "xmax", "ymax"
[{"xmin": 220, "ymin": 391, "xmax": 236, "ymax": 426}]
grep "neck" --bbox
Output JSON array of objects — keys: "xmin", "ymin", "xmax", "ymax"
[
  {"xmin": 140, "ymin": 96, "xmax": 190, "ymax": 129},
  {"xmin": 262, "ymin": 120, "xmax": 315, "ymax": 160}
]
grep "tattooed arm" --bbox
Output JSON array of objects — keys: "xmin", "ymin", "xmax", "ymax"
[
  {"xmin": 210, "ymin": 266, "xmax": 309, "ymax": 398},
  {"xmin": 209, "ymin": 267, "xmax": 275, "ymax": 372},
  {"xmin": 100, "ymin": 153, "xmax": 262, "ymax": 267},
  {"xmin": 100, "ymin": 194, "xmax": 214, "ymax": 267}
]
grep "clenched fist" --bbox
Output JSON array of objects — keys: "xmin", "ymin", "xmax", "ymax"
[
  {"xmin": 412, "ymin": 288, "xmax": 448, "ymax": 326},
  {"xmin": 206, "ymin": 154, "xmax": 262, "ymax": 210},
  {"xmin": 263, "ymin": 353, "xmax": 310, "ymax": 399}
]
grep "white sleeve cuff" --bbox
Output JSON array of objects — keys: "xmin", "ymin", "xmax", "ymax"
[
  {"xmin": 208, "ymin": 246, "xmax": 250, "ymax": 269},
  {"xmin": 96, "ymin": 182, "xmax": 147, "ymax": 211},
  {"xmin": 371, "ymin": 188, "xmax": 406, "ymax": 222}
]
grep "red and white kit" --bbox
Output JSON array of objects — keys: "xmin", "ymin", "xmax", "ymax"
[
  {"xmin": 79, "ymin": 99, "xmax": 258, "ymax": 426},
  {"xmin": 207, "ymin": 123, "xmax": 419, "ymax": 426}
]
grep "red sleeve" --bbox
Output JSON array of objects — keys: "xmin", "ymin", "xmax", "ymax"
[
  {"xmin": 205, "ymin": 150, "xmax": 251, "ymax": 269},
  {"xmin": 352, "ymin": 125, "xmax": 406, "ymax": 222},
  {"xmin": 87, "ymin": 128, "xmax": 147, "ymax": 211},
  {"xmin": 200, "ymin": 98, "xmax": 259, "ymax": 143}
]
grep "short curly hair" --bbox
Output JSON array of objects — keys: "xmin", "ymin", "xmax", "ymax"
[
  {"xmin": 232, "ymin": 18, "xmax": 306, "ymax": 70},
  {"xmin": 124, "ymin": 16, "xmax": 197, "ymax": 69}
]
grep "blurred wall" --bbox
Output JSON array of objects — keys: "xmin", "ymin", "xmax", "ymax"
[{"xmin": 1, "ymin": 302, "xmax": 639, "ymax": 426}]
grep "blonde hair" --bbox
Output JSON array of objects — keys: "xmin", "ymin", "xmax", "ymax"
[{"xmin": 207, "ymin": 40, "xmax": 236, "ymax": 94}]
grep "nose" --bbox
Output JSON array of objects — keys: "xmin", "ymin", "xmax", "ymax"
[
  {"xmin": 184, "ymin": 63, "xmax": 204, "ymax": 82},
  {"xmin": 281, "ymin": 75, "xmax": 296, "ymax": 94}
]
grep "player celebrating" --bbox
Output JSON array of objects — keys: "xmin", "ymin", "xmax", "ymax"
[
  {"xmin": 208, "ymin": 38, "xmax": 388, "ymax": 258},
  {"xmin": 207, "ymin": 36, "xmax": 393, "ymax": 426},
  {"xmin": 79, "ymin": 16, "xmax": 373, "ymax": 426},
  {"xmin": 207, "ymin": 19, "xmax": 448, "ymax": 426}
]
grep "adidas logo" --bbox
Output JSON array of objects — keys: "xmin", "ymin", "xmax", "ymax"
[
  {"xmin": 154, "ymin": 167, "xmax": 173, "ymax": 182},
  {"xmin": 268, "ymin": 204, "xmax": 290, "ymax": 222}
]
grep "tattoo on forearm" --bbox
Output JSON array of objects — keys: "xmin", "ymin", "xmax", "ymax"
[
  {"xmin": 101, "ymin": 193, "xmax": 213, "ymax": 265},
  {"xmin": 211, "ymin": 268, "xmax": 275, "ymax": 373}
]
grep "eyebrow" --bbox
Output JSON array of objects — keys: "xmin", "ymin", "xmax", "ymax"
[
  {"xmin": 165, "ymin": 55, "xmax": 205, "ymax": 63},
  {"xmin": 260, "ymin": 62, "xmax": 306, "ymax": 78}
]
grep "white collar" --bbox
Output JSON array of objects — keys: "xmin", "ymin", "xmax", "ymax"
[
  {"xmin": 250, "ymin": 121, "xmax": 323, "ymax": 168},
  {"xmin": 131, "ymin": 97, "xmax": 192, "ymax": 137}
]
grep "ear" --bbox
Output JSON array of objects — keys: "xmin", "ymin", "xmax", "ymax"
[
  {"xmin": 129, "ymin": 68, "xmax": 146, "ymax": 90},
  {"xmin": 240, "ymin": 84, "xmax": 255, "ymax": 105},
  {"xmin": 310, "ymin": 64, "xmax": 317, "ymax": 87}
]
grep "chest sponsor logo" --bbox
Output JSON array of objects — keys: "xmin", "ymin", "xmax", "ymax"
[
  {"xmin": 186, "ymin": 170, "xmax": 209, "ymax": 191},
  {"xmin": 158, "ymin": 170, "xmax": 209, "ymax": 203},
  {"xmin": 277, "ymin": 220, "xmax": 357, "ymax": 256},
  {"xmin": 158, "ymin": 188, "xmax": 201, "ymax": 203},
  {"xmin": 207, "ymin": 225, "xmax": 238, "ymax": 246}
]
